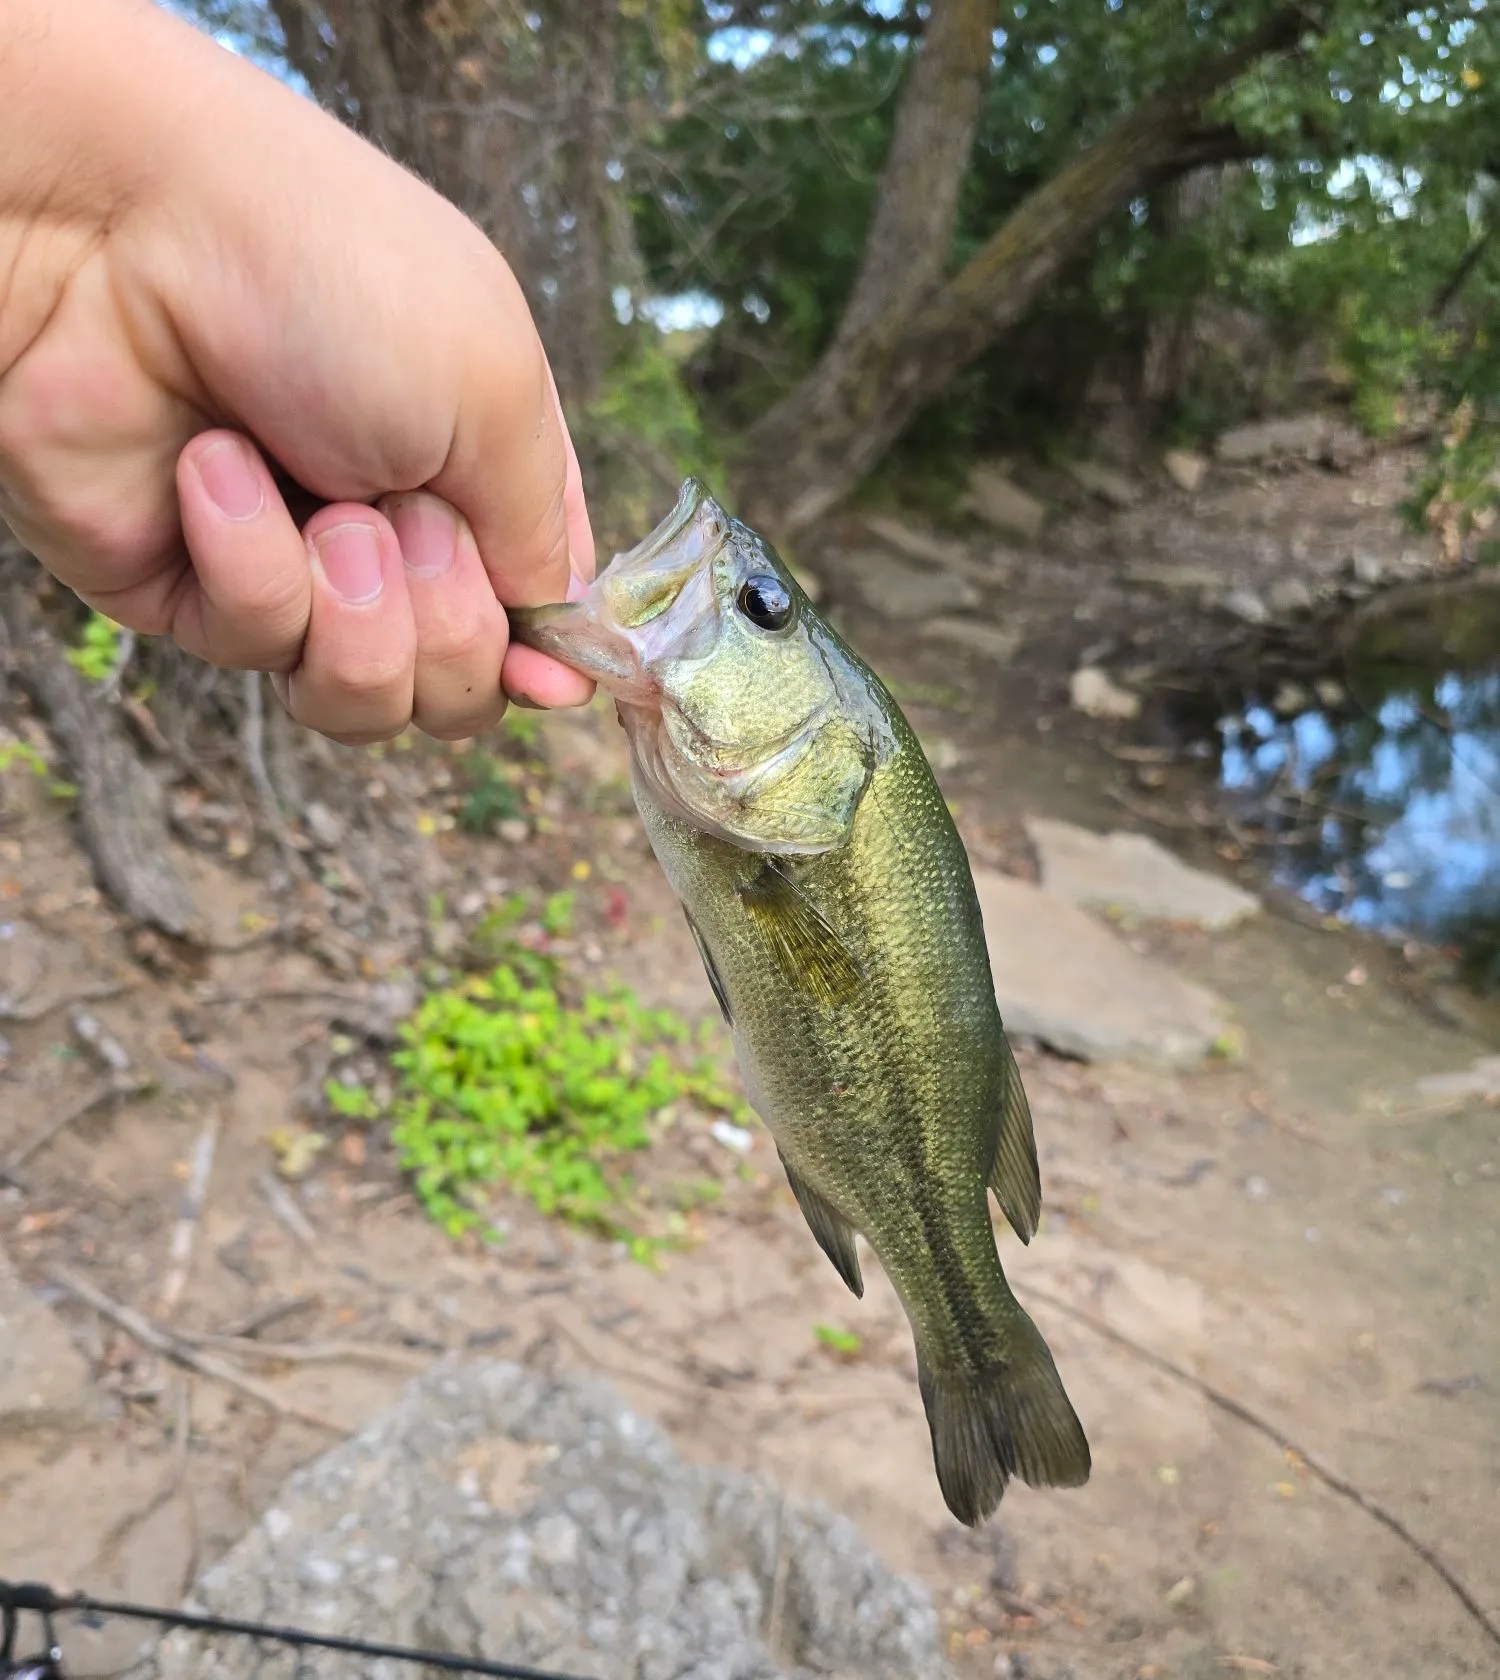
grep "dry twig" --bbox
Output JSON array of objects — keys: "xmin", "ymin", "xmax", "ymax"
[
  {"xmin": 1028, "ymin": 1285, "xmax": 1500, "ymax": 1655},
  {"xmin": 216, "ymin": 1293, "xmax": 321, "ymax": 1339},
  {"xmin": 543, "ymin": 1314, "xmax": 701, "ymax": 1404},
  {"xmin": 190, "ymin": 1334, "xmax": 430, "ymax": 1372},
  {"xmin": 241, "ymin": 670, "xmax": 304, "ymax": 876},
  {"xmin": 50, "ymin": 1267, "xmax": 349, "ymax": 1436},
  {"xmin": 0, "ymin": 979, "xmax": 125, "ymax": 1024},
  {"xmin": 157, "ymin": 1109, "xmax": 223, "ymax": 1319},
  {"xmin": 255, "ymin": 1169, "xmax": 320, "ymax": 1250},
  {"xmin": 1105, "ymin": 785, "xmax": 1214, "ymax": 829},
  {"xmin": 1, "ymin": 1077, "xmax": 147, "ymax": 1188},
  {"xmin": 69, "ymin": 1004, "xmax": 132, "ymax": 1075}
]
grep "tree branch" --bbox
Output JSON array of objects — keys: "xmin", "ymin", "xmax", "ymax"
[
  {"xmin": 1429, "ymin": 227, "xmax": 1494, "ymax": 320},
  {"xmin": 739, "ymin": 2, "xmax": 1313, "ymax": 534}
]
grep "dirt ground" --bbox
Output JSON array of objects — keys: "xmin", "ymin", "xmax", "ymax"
[{"xmin": 2, "ymin": 446, "xmax": 1498, "ymax": 1680}]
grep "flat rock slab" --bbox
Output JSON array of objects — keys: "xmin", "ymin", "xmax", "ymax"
[
  {"xmin": 1162, "ymin": 449, "xmax": 1207, "ymax": 493},
  {"xmin": 142, "ymin": 1362, "xmax": 951, "ymax": 1680},
  {"xmin": 961, "ymin": 465, "xmax": 1047, "ymax": 541},
  {"xmin": 841, "ymin": 548, "xmax": 980, "ymax": 619},
  {"xmin": 1414, "ymin": 1056, "xmax": 1500, "ymax": 1101},
  {"xmin": 0, "ymin": 1244, "xmax": 98, "ymax": 1431},
  {"xmin": 919, "ymin": 616, "xmax": 1023, "ymax": 663},
  {"xmin": 1025, "ymin": 817, "xmax": 1260, "ymax": 932},
  {"xmin": 974, "ymin": 870, "xmax": 1232, "ymax": 1067},
  {"xmin": 861, "ymin": 514, "xmax": 975, "ymax": 574},
  {"xmin": 1066, "ymin": 459, "xmax": 1140, "ymax": 509},
  {"xmin": 1215, "ymin": 413, "xmax": 1331, "ymax": 463}
]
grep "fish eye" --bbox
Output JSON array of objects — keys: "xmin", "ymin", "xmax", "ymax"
[{"xmin": 736, "ymin": 573, "xmax": 795, "ymax": 632}]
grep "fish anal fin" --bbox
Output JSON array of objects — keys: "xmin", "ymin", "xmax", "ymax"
[
  {"xmin": 738, "ymin": 860, "xmax": 862, "ymax": 1009},
  {"xmin": 683, "ymin": 908, "xmax": 732, "ymax": 1026},
  {"xmin": 988, "ymin": 1042, "xmax": 1042, "ymax": 1244},
  {"xmin": 778, "ymin": 1148, "xmax": 863, "ymax": 1298},
  {"xmin": 917, "ymin": 1317, "xmax": 1090, "ymax": 1528}
]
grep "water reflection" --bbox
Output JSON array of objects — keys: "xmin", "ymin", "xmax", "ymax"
[{"xmin": 1214, "ymin": 579, "xmax": 1500, "ymax": 989}]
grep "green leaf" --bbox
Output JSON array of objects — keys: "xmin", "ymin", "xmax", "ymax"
[{"xmin": 813, "ymin": 1323, "xmax": 862, "ymax": 1356}]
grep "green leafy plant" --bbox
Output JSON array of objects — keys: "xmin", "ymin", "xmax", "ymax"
[
  {"xmin": 814, "ymin": 1323, "xmax": 863, "ymax": 1357},
  {"xmin": 386, "ymin": 962, "xmax": 745, "ymax": 1260},
  {"xmin": 502, "ymin": 708, "xmax": 545, "ymax": 748},
  {"xmin": 0, "ymin": 737, "xmax": 77, "ymax": 801},
  {"xmin": 452, "ymin": 748, "xmax": 523, "ymax": 835},
  {"xmin": 65, "ymin": 612, "xmax": 124, "ymax": 682},
  {"xmin": 541, "ymin": 889, "xmax": 575, "ymax": 937},
  {"xmin": 0, "ymin": 740, "xmax": 49, "ymax": 779},
  {"xmin": 324, "ymin": 1078, "xmax": 380, "ymax": 1121}
]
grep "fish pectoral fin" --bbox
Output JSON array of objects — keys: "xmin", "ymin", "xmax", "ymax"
[
  {"xmin": 683, "ymin": 909, "xmax": 732, "ymax": 1026},
  {"xmin": 988, "ymin": 1041, "xmax": 1042, "ymax": 1244},
  {"xmin": 737, "ymin": 860, "xmax": 863, "ymax": 1009},
  {"xmin": 778, "ymin": 1149, "xmax": 864, "ymax": 1298}
]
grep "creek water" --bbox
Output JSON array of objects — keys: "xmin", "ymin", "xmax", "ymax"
[{"xmin": 1200, "ymin": 576, "xmax": 1500, "ymax": 989}]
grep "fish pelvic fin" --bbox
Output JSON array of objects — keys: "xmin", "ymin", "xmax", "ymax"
[
  {"xmin": 988, "ymin": 1041, "xmax": 1042, "ymax": 1244},
  {"xmin": 778, "ymin": 1149, "xmax": 864, "ymax": 1297},
  {"xmin": 737, "ymin": 860, "xmax": 863, "ymax": 1009},
  {"xmin": 917, "ymin": 1316, "xmax": 1090, "ymax": 1527}
]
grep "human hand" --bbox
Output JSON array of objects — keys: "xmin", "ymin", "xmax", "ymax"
[{"xmin": 0, "ymin": 0, "xmax": 595, "ymax": 744}]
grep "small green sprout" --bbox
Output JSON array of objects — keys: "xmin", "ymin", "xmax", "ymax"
[
  {"xmin": 66, "ymin": 612, "xmax": 125, "ymax": 682},
  {"xmin": 814, "ymin": 1323, "xmax": 863, "ymax": 1356}
]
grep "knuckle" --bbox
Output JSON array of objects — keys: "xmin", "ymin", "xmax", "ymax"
[
  {"xmin": 422, "ymin": 610, "xmax": 497, "ymax": 674},
  {"xmin": 415, "ymin": 694, "xmax": 504, "ymax": 743},
  {"xmin": 223, "ymin": 564, "xmax": 308, "ymax": 634},
  {"xmin": 291, "ymin": 687, "xmax": 412, "ymax": 747},
  {"xmin": 322, "ymin": 647, "xmax": 413, "ymax": 707}
]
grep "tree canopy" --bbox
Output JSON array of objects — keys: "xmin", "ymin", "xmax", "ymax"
[{"xmin": 186, "ymin": 0, "xmax": 1500, "ymax": 546}]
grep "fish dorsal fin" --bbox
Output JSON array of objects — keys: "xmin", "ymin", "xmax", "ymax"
[
  {"xmin": 988, "ymin": 1039, "xmax": 1042, "ymax": 1244},
  {"xmin": 778, "ymin": 1148, "xmax": 864, "ymax": 1298},
  {"xmin": 737, "ymin": 860, "xmax": 863, "ymax": 1009},
  {"xmin": 683, "ymin": 908, "xmax": 733, "ymax": 1026}
]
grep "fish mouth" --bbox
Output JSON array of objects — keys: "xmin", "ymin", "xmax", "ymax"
[{"xmin": 509, "ymin": 478, "xmax": 724, "ymax": 701}]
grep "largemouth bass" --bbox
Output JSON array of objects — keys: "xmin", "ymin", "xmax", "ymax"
[{"xmin": 511, "ymin": 480, "xmax": 1089, "ymax": 1525}]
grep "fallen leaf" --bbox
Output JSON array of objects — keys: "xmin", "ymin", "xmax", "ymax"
[
  {"xmin": 268, "ymin": 1126, "xmax": 330, "ymax": 1180},
  {"xmin": 17, "ymin": 1208, "xmax": 74, "ymax": 1235}
]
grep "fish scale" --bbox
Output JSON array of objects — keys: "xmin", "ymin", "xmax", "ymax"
[{"xmin": 511, "ymin": 479, "xmax": 1090, "ymax": 1525}]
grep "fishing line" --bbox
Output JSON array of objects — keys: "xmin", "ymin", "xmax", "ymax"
[{"xmin": 0, "ymin": 1578, "xmax": 592, "ymax": 1680}]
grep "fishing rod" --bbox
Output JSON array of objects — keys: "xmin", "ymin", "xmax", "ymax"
[{"xmin": 0, "ymin": 1578, "xmax": 594, "ymax": 1679}]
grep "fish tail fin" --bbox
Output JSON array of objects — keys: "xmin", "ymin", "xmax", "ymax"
[{"xmin": 917, "ymin": 1315, "xmax": 1090, "ymax": 1527}]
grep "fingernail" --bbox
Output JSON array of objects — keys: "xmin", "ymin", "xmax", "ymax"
[
  {"xmin": 510, "ymin": 693, "xmax": 544, "ymax": 709},
  {"xmin": 195, "ymin": 438, "xmax": 264, "ymax": 521},
  {"xmin": 389, "ymin": 494, "xmax": 457, "ymax": 579},
  {"xmin": 312, "ymin": 522, "xmax": 384, "ymax": 604},
  {"xmin": 566, "ymin": 564, "xmax": 589, "ymax": 604}
]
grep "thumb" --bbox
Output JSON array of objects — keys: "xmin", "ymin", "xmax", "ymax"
[{"xmin": 430, "ymin": 325, "xmax": 593, "ymax": 613}]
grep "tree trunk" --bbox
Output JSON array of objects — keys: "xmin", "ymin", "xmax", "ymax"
[
  {"xmin": 1, "ymin": 560, "xmax": 202, "ymax": 943},
  {"xmin": 266, "ymin": 0, "xmax": 626, "ymax": 411},
  {"xmin": 738, "ymin": 8, "xmax": 1306, "ymax": 538},
  {"xmin": 833, "ymin": 0, "xmax": 998, "ymax": 347}
]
